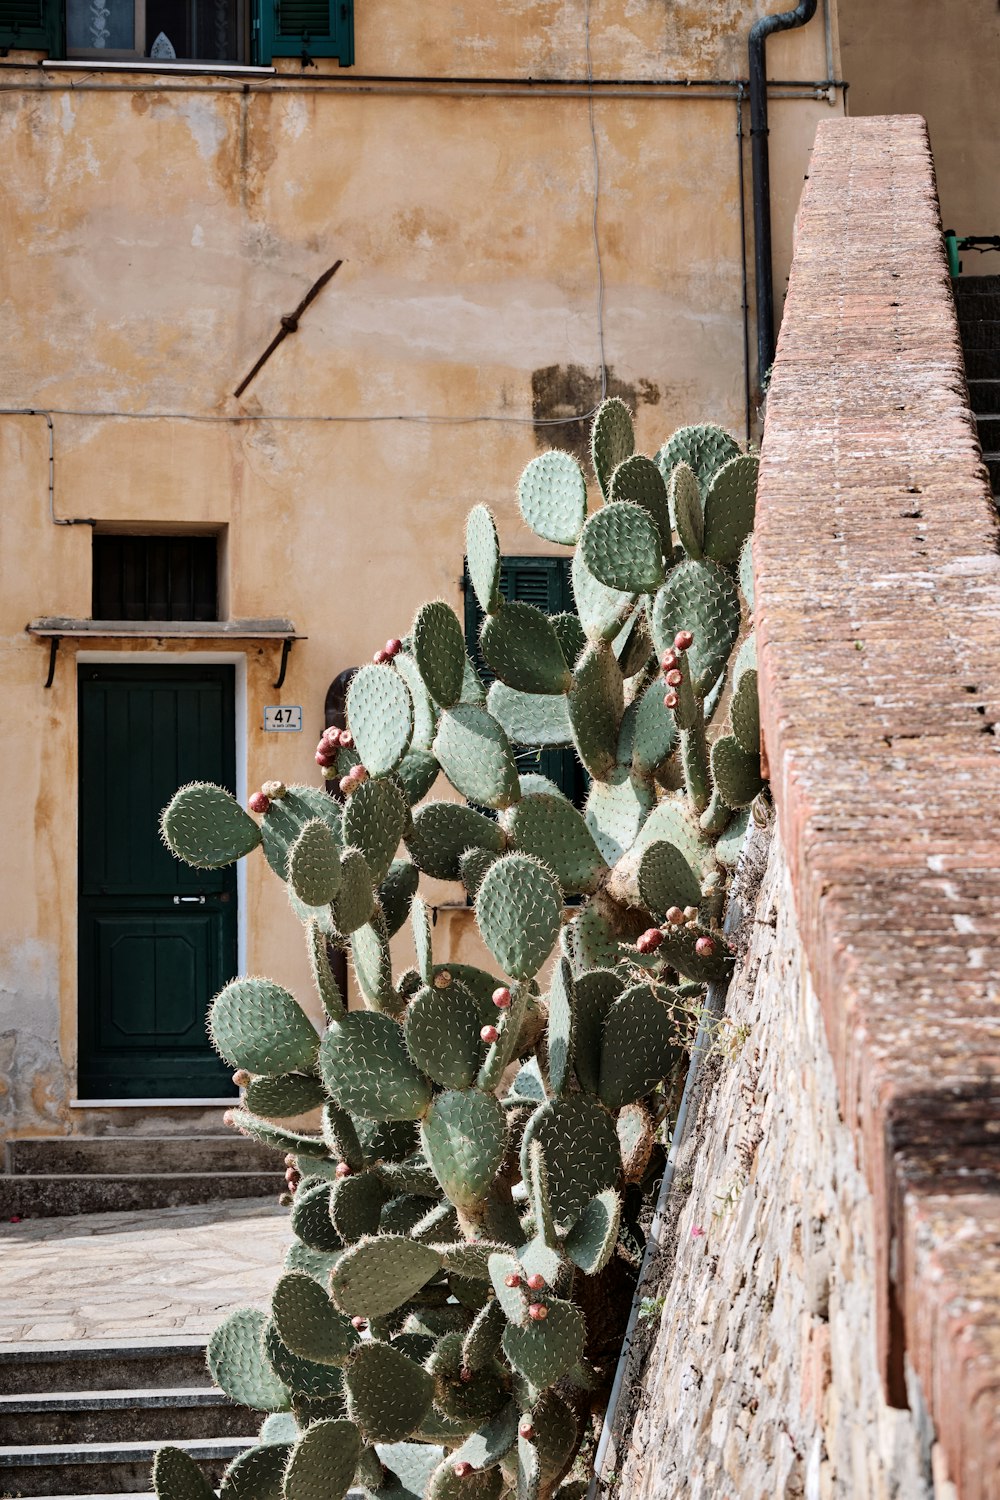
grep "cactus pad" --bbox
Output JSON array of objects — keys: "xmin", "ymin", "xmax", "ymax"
[
  {"xmin": 480, "ymin": 602, "xmax": 572, "ymax": 696},
  {"xmin": 421, "ymin": 1088, "xmax": 507, "ymax": 1211},
  {"xmin": 319, "ymin": 1012, "xmax": 432, "ymax": 1120},
  {"xmin": 502, "ymin": 1298, "xmax": 585, "ymax": 1390},
  {"xmin": 342, "ymin": 778, "xmax": 409, "ymax": 886},
  {"xmin": 160, "ymin": 783, "xmax": 262, "ymax": 869},
  {"xmin": 475, "ymin": 855, "xmax": 563, "ymax": 981},
  {"xmin": 347, "ymin": 665, "xmax": 414, "ymax": 777},
  {"xmin": 503, "ymin": 793, "xmax": 607, "ymax": 896},
  {"xmin": 517, "ymin": 450, "xmax": 588, "ymax": 545},
  {"xmin": 283, "ymin": 1418, "xmax": 361, "ymax": 1500},
  {"xmin": 404, "ymin": 984, "xmax": 483, "ymax": 1090},
  {"xmin": 636, "ymin": 838, "xmax": 702, "ymax": 913},
  {"xmin": 378, "ymin": 858, "xmax": 420, "ymax": 938},
  {"xmin": 244, "ymin": 1073, "xmax": 326, "ymax": 1120},
  {"xmin": 651, "ymin": 559, "xmax": 741, "ymax": 696},
  {"xmin": 546, "ymin": 957, "xmax": 575, "ymax": 1096},
  {"xmin": 702, "ymin": 453, "xmax": 758, "ymax": 563},
  {"xmin": 434, "ymin": 705, "xmax": 520, "ymax": 810},
  {"xmin": 572, "ymin": 969, "xmax": 622, "ymax": 1093},
  {"xmin": 738, "ymin": 532, "xmax": 755, "ymax": 610},
  {"xmin": 290, "ymin": 1181, "xmax": 342, "ymax": 1254},
  {"xmin": 565, "ymin": 1188, "xmax": 621, "ymax": 1274},
  {"xmin": 567, "ymin": 641, "xmax": 623, "ymax": 782},
  {"xmin": 344, "ymin": 1342, "xmax": 434, "ymax": 1443},
  {"xmin": 207, "ymin": 1308, "xmax": 290, "ymax": 1412},
  {"xmin": 219, "ymin": 1440, "xmax": 290, "ymax": 1500},
  {"xmin": 579, "ymin": 502, "xmax": 664, "ymax": 594},
  {"xmin": 259, "ymin": 787, "xmax": 342, "ymax": 881},
  {"xmin": 271, "ymin": 1272, "xmax": 359, "ymax": 1366},
  {"xmin": 585, "ymin": 769, "xmax": 654, "ymax": 864},
  {"xmin": 655, "ymin": 422, "xmax": 740, "ymax": 492},
  {"xmin": 519, "ymin": 1096, "xmax": 619, "ymax": 1227},
  {"xmin": 628, "ymin": 677, "xmax": 679, "ymax": 778},
  {"xmin": 486, "ymin": 681, "xmax": 573, "ymax": 749},
  {"xmin": 406, "ymin": 802, "xmax": 505, "ymax": 881},
  {"xmin": 352, "ymin": 918, "xmax": 396, "ymax": 1013},
  {"xmin": 598, "ymin": 984, "xmax": 681, "ymax": 1109},
  {"xmin": 591, "ymin": 397, "xmax": 634, "ymax": 497},
  {"xmin": 288, "ymin": 819, "xmax": 342, "ymax": 908},
  {"xmin": 669, "ymin": 462, "xmax": 703, "ymax": 559},
  {"xmin": 711, "ymin": 734, "xmax": 764, "ymax": 808},
  {"xmin": 330, "ymin": 1173, "xmax": 392, "ymax": 1243},
  {"xmin": 152, "ymin": 1446, "xmax": 216, "ymax": 1500},
  {"xmin": 330, "ymin": 1235, "xmax": 442, "ymax": 1319},
  {"xmin": 466, "ymin": 504, "xmax": 503, "ymax": 614},
  {"xmin": 413, "ymin": 601, "xmax": 468, "ymax": 710},
  {"xmin": 210, "ymin": 978, "xmax": 318, "ymax": 1075},
  {"xmin": 448, "ymin": 1402, "xmax": 520, "ymax": 1470},
  {"xmin": 570, "ymin": 548, "xmax": 633, "ymax": 643},
  {"xmin": 609, "ymin": 453, "xmax": 671, "ymax": 549},
  {"xmin": 730, "ymin": 661, "xmax": 760, "ymax": 757},
  {"xmin": 331, "ymin": 848, "xmax": 376, "ymax": 934}
]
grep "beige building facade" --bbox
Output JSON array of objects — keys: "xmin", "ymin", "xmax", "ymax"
[{"xmin": 0, "ymin": 0, "xmax": 990, "ymax": 1141}]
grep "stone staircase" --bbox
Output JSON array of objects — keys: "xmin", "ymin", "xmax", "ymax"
[
  {"xmin": 0, "ymin": 1337, "xmax": 255, "ymax": 1497},
  {"xmin": 0, "ymin": 1137, "xmax": 283, "ymax": 1218},
  {"xmin": 953, "ymin": 271, "xmax": 1000, "ymax": 500}
]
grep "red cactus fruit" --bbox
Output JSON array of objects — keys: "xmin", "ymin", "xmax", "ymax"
[
  {"xmin": 674, "ymin": 630, "xmax": 694, "ymax": 651},
  {"xmin": 434, "ymin": 970, "xmax": 452, "ymax": 990},
  {"xmin": 232, "ymin": 1069, "xmax": 251, "ymax": 1087},
  {"xmin": 504, "ymin": 1273, "xmax": 521, "ymax": 1288},
  {"xmin": 341, "ymin": 732, "xmax": 355, "ymax": 749},
  {"xmin": 665, "ymin": 906, "xmax": 685, "ymax": 927},
  {"xmin": 335, "ymin": 1161, "xmax": 352, "ymax": 1178},
  {"xmin": 660, "ymin": 649, "xmax": 678, "ymax": 672},
  {"xmin": 261, "ymin": 780, "xmax": 286, "ymax": 799},
  {"xmin": 525, "ymin": 1273, "xmax": 546, "ymax": 1291},
  {"xmin": 664, "ymin": 669, "xmax": 683, "ymax": 687},
  {"xmin": 528, "ymin": 1303, "xmax": 548, "ymax": 1321},
  {"xmin": 636, "ymin": 928, "xmax": 664, "ymax": 955},
  {"xmin": 480, "ymin": 1024, "xmax": 499, "ymax": 1045},
  {"xmin": 453, "ymin": 1463, "xmax": 474, "ymax": 1478},
  {"xmin": 315, "ymin": 750, "xmax": 333, "ymax": 767},
  {"xmin": 492, "ymin": 986, "xmax": 512, "ymax": 1009},
  {"xmin": 373, "ymin": 648, "xmax": 391, "ymax": 664},
  {"xmin": 248, "ymin": 791, "xmax": 270, "ymax": 814},
  {"xmin": 385, "ymin": 638, "xmax": 403, "ymax": 657},
  {"xmin": 695, "ymin": 936, "xmax": 716, "ymax": 957},
  {"xmin": 351, "ymin": 1316, "xmax": 367, "ymax": 1331},
  {"xmin": 519, "ymin": 1423, "xmax": 535, "ymax": 1441},
  {"xmin": 459, "ymin": 1367, "xmax": 474, "ymax": 1383},
  {"xmin": 223, "ymin": 1110, "xmax": 236, "ymax": 1127},
  {"xmin": 663, "ymin": 692, "xmax": 679, "ymax": 710},
  {"xmin": 683, "ymin": 906, "xmax": 699, "ymax": 922}
]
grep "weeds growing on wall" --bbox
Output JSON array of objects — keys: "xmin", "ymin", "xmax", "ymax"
[{"xmin": 153, "ymin": 398, "xmax": 763, "ymax": 1500}]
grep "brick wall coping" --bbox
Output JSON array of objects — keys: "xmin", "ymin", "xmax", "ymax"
[{"xmin": 754, "ymin": 116, "xmax": 1000, "ymax": 1498}]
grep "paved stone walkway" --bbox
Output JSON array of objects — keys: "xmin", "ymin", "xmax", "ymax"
[{"xmin": 0, "ymin": 1199, "xmax": 293, "ymax": 1343}]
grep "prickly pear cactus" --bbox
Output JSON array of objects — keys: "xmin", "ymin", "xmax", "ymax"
[{"xmin": 155, "ymin": 401, "xmax": 764, "ymax": 1500}]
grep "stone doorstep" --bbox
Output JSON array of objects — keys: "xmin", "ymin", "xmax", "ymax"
[
  {"xmin": 0, "ymin": 1172, "xmax": 282, "ymax": 1219},
  {"xmin": 4, "ymin": 1138, "xmax": 279, "ymax": 1176},
  {"xmin": 0, "ymin": 1437, "xmax": 253, "ymax": 1465},
  {"xmin": 0, "ymin": 1388, "xmax": 256, "ymax": 1448},
  {"xmin": 0, "ymin": 1339, "xmax": 210, "ymax": 1397},
  {"xmin": 0, "ymin": 1391, "xmax": 229, "ymax": 1413}
]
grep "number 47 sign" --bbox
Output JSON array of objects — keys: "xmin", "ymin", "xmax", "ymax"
[{"xmin": 264, "ymin": 706, "xmax": 302, "ymax": 732}]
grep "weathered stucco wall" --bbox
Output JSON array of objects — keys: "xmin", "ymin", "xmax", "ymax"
[
  {"xmin": 605, "ymin": 825, "xmax": 951, "ymax": 1500},
  {"xmin": 0, "ymin": 1, "xmax": 836, "ymax": 1138}
]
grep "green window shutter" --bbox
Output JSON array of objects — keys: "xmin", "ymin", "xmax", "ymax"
[
  {"xmin": 463, "ymin": 555, "xmax": 587, "ymax": 808},
  {"xmin": 0, "ymin": 0, "xmax": 61, "ymax": 52},
  {"xmin": 255, "ymin": 0, "xmax": 353, "ymax": 64}
]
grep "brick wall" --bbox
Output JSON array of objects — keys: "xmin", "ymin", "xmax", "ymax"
[{"xmin": 603, "ymin": 117, "xmax": 1000, "ymax": 1499}]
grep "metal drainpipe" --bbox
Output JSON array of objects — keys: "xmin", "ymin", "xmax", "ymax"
[{"xmin": 749, "ymin": 0, "xmax": 818, "ymax": 391}]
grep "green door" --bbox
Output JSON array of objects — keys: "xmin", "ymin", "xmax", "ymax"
[{"xmin": 78, "ymin": 664, "xmax": 239, "ymax": 1099}]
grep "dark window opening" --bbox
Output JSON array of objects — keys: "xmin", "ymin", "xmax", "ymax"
[
  {"xmin": 463, "ymin": 554, "xmax": 588, "ymax": 809},
  {"xmin": 92, "ymin": 534, "xmax": 219, "ymax": 621}
]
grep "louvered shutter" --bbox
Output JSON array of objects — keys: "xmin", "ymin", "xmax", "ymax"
[
  {"xmin": 255, "ymin": 0, "xmax": 353, "ymax": 63},
  {"xmin": 463, "ymin": 555, "xmax": 587, "ymax": 807},
  {"xmin": 0, "ymin": 0, "xmax": 60, "ymax": 52}
]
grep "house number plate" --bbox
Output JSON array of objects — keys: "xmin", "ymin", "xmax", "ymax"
[{"xmin": 264, "ymin": 706, "xmax": 303, "ymax": 732}]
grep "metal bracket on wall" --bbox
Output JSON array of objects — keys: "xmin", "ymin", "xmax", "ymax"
[
  {"xmin": 234, "ymin": 260, "xmax": 343, "ymax": 399},
  {"xmin": 274, "ymin": 636, "xmax": 295, "ymax": 690},
  {"xmin": 43, "ymin": 635, "xmax": 60, "ymax": 689}
]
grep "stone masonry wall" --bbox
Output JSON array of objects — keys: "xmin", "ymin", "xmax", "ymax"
[{"xmin": 606, "ymin": 825, "xmax": 952, "ymax": 1500}]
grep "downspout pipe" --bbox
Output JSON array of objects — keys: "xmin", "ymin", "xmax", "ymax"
[{"xmin": 749, "ymin": 0, "xmax": 818, "ymax": 389}]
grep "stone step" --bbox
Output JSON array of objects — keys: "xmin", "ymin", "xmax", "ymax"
[
  {"xmin": 5, "ymin": 1137, "xmax": 279, "ymax": 1178},
  {"xmin": 951, "ymin": 273, "xmax": 1000, "ymax": 297},
  {"xmin": 0, "ymin": 1390, "xmax": 254, "ymax": 1447},
  {"xmin": 0, "ymin": 1437, "xmax": 251, "ymax": 1497},
  {"xmin": 959, "ymin": 319, "xmax": 1000, "ymax": 351},
  {"xmin": 954, "ymin": 292, "xmax": 1000, "ymax": 321},
  {"xmin": 961, "ymin": 347, "xmax": 1000, "ymax": 380},
  {"xmin": 967, "ymin": 379, "xmax": 1000, "ymax": 415},
  {"xmin": 0, "ymin": 1341, "xmax": 209, "ymax": 1397},
  {"xmin": 0, "ymin": 1172, "xmax": 282, "ymax": 1219}
]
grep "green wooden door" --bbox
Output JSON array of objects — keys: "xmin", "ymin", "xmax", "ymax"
[{"xmin": 77, "ymin": 665, "xmax": 239, "ymax": 1099}]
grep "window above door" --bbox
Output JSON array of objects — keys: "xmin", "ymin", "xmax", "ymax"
[{"xmin": 0, "ymin": 0, "xmax": 353, "ymax": 65}]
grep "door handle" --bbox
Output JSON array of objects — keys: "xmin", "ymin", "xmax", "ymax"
[{"xmin": 174, "ymin": 896, "xmax": 206, "ymax": 904}]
